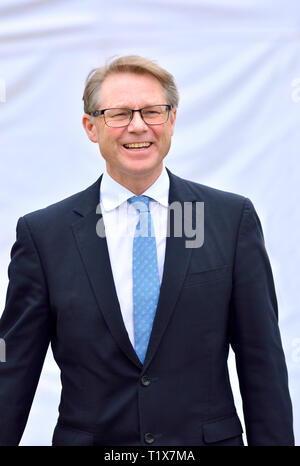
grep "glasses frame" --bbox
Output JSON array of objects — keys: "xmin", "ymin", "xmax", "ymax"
[{"xmin": 90, "ymin": 104, "xmax": 172, "ymax": 128}]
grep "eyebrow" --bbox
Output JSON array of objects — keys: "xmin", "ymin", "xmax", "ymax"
[{"xmin": 101, "ymin": 102, "xmax": 167, "ymax": 109}]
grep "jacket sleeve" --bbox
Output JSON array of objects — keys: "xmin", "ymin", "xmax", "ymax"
[
  {"xmin": 0, "ymin": 216, "xmax": 52, "ymax": 445},
  {"xmin": 229, "ymin": 198, "xmax": 294, "ymax": 446}
]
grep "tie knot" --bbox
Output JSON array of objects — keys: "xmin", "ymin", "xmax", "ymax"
[{"xmin": 128, "ymin": 195, "xmax": 151, "ymax": 212}]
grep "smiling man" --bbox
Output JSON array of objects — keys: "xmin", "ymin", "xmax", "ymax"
[
  {"xmin": 0, "ymin": 56, "xmax": 294, "ymax": 446},
  {"xmin": 85, "ymin": 74, "xmax": 175, "ymax": 185},
  {"xmin": 82, "ymin": 65, "xmax": 177, "ymax": 194}
]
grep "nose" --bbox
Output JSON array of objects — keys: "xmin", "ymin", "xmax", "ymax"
[{"xmin": 127, "ymin": 110, "xmax": 148, "ymax": 132}]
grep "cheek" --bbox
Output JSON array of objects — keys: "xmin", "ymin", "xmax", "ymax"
[
  {"xmin": 159, "ymin": 128, "xmax": 173, "ymax": 146},
  {"xmin": 152, "ymin": 127, "xmax": 168, "ymax": 143},
  {"xmin": 97, "ymin": 135, "xmax": 112, "ymax": 158},
  {"xmin": 98, "ymin": 130, "xmax": 118, "ymax": 147}
]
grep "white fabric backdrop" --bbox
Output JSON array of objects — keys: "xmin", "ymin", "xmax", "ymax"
[{"xmin": 0, "ymin": 0, "xmax": 299, "ymax": 446}]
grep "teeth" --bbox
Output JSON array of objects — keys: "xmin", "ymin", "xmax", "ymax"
[{"xmin": 124, "ymin": 142, "xmax": 151, "ymax": 149}]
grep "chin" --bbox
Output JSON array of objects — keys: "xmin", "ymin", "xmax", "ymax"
[{"xmin": 126, "ymin": 160, "xmax": 162, "ymax": 177}]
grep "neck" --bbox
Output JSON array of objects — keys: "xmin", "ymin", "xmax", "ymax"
[{"xmin": 106, "ymin": 165, "xmax": 163, "ymax": 195}]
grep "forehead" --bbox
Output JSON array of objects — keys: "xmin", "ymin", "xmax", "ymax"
[{"xmin": 99, "ymin": 72, "xmax": 166, "ymax": 108}]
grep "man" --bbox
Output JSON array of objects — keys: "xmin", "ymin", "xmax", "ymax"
[{"xmin": 0, "ymin": 56, "xmax": 294, "ymax": 446}]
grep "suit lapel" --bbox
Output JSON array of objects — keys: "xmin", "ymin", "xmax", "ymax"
[
  {"xmin": 143, "ymin": 170, "xmax": 199, "ymax": 369},
  {"xmin": 71, "ymin": 177, "xmax": 142, "ymax": 369}
]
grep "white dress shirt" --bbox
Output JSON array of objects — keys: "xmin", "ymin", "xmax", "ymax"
[{"xmin": 100, "ymin": 166, "xmax": 169, "ymax": 347}]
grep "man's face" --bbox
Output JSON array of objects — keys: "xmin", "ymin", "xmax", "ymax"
[{"xmin": 83, "ymin": 72, "xmax": 176, "ymax": 186}]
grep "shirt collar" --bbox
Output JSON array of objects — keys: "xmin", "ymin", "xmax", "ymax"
[{"xmin": 100, "ymin": 165, "xmax": 170, "ymax": 211}]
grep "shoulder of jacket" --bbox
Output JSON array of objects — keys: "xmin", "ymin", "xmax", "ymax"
[
  {"xmin": 169, "ymin": 171, "xmax": 248, "ymax": 207},
  {"xmin": 22, "ymin": 177, "xmax": 101, "ymax": 227}
]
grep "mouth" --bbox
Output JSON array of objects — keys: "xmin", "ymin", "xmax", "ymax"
[{"xmin": 123, "ymin": 142, "xmax": 152, "ymax": 150}]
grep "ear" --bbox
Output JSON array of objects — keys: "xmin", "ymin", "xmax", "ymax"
[
  {"xmin": 170, "ymin": 107, "xmax": 177, "ymax": 135},
  {"xmin": 82, "ymin": 113, "xmax": 99, "ymax": 143}
]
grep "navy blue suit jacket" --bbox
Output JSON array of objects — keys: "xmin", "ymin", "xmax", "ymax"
[{"xmin": 0, "ymin": 169, "xmax": 294, "ymax": 445}]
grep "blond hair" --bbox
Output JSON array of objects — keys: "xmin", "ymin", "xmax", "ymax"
[{"xmin": 82, "ymin": 55, "xmax": 179, "ymax": 114}]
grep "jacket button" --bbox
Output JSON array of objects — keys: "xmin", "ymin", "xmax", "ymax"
[
  {"xmin": 141, "ymin": 375, "xmax": 151, "ymax": 386},
  {"xmin": 144, "ymin": 433, "xmax": 155, "ymax": 444}
]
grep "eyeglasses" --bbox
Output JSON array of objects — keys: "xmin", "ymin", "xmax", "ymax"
[{"xmin": 90, "ymin": 104, "xmax": 172, "ymax": 128}]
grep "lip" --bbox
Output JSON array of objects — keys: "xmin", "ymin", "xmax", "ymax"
[
  {"xmin": 122, "ymin": 141, "xmax": 153, "ymax": 146},
  {"xmin": 122, "ymin": 142, "xmax": 153, "ymax": 153}
]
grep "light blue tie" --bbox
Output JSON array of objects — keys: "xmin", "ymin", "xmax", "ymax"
[{"xmin": 128, "ymin": 195, "xmax": 160, "ymax": 364}]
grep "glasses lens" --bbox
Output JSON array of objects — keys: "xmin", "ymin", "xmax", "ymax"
[
  {"xmin": 141, "ymin": 105, "xmax": 169, "ymax": 125},
  {"xmin": 104, "ymin": 108, "xmax": 132, "ymax": 127}
]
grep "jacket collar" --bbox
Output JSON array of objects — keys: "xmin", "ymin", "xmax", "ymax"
[{"xmin": 72, "ymin": 168, "xmax": 199, "ymax": 218}]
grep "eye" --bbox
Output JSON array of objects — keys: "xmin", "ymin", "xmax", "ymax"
[
  {"xmin": 143, "ymin": 110, "xmax": 161, "ymax": 117},
  {"xmin": 106, "ymin": 109, "xmax": 131, "ymax": 119},
  {"xmin": 112, "ymin": 112, "xmax": 128, "ymax": 118}
]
